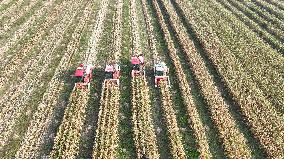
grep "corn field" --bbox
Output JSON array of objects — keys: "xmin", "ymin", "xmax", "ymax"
[{"xmin": 1, "ymin": 0, "xmax": 283, "ymax": 158}]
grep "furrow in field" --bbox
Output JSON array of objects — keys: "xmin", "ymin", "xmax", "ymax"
[
  {"xmin": 49, "ymin": 88, "xmax": 89, "ymax": 158},
  {"xmin": 200, "ymin": 0, "xmax": 284, "ymax": 113},
  {"xmin": 15, "ymin": 2, "xmax": 93, "ymax": 158},
  {"xmin": 0, "ymin": 0, "xmax": 85, "ymax": 149},
  {"xmin": 176, "ymin": 0, "xmax": 284, "ymax": 157},
  {"xmin": 152, "ymin": 1, "xmax": 212, "ymax": 157},
  {"xmin": 0, "ymin": 0, "xmax": 68, "ymax": 94},
  {"xmin": 0, "ymin": 0, "xmax": 57, "ymax": 62},
  {"xmin": 0, "ymin": 0, "xmax": 38, "ymax": 32},
  {"xmin": 160, "ymin": 0, "xmax": 253, "ymax": 158}
]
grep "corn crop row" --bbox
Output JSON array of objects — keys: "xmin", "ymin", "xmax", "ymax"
[
  {"xmin": 0, "ymin": 0, "xmax": 85, "ymax": 149},
  {"xmin": 0, "ymin": 0, "xmax": 40, "ymax": 34},
  {"xmin": 159, "ymin": 82, "xmax": 186, "ymax": 159},
  {"xmin": 152, "ymin": 1, "xmax": 212, "ymax": 157},
  {"xmin": 228, "ymin": 0, "xmax": 284, "ymax": 41},
  {"xmin": 0, "ymin": 0, "xmax": 24, "ymax": 20},
  {"xmin": 132, "ymin": 77, "xmax": 160, "ymax": 159},
  {"xmin": 84, "ymin": 0, "xmax": 110, "ymax": 64},
  {"xmin": 15, "ymin": 3, "xmax": 93, "ymax": 158},
  {"xmin": 0, "ymin": 0, "xmax": 70, "ymax": 93},
  {"xmin": 240, "ymin": 0, "xmax": 284, "ymax": 31},
  {"xmin": 176, "ymin": 0, "xmax": 284, "ymax": 157},
  {"xmin": 217, "ymin": 0, "xmax": 284, "ymax": 54},
  {"xmin": 265, "ymin": 0, "xmax": 284, "ymax": 11},
  {"xmin": 130, "ymin": 0, "xmax": 142, "ymax": 53},
  {"xmin": 161, "ymin": 0, "xmax": 253, "ymax": 157},
  {"xmin": 0, "ymin": 0, "xmax": 14, "ymax": 6},
  {"xmin": 49, "ymin": 88, "xmax": 90, "ymax": 159},
  {"xmin": 197, "ymin": 0, "xmax": 284, "ymax": 112},
  {"xmin": 92, "ymin": 82, "xmax": 120, "ymax": 159},
  {"xmin": 257, "ymin": 0, "xmax": 284, "ymax": 20},
  {"xmin": 0, "ymin": 0, "xmax": 57, "ymax": 61}
]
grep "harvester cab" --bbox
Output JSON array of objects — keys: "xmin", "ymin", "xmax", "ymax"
[
  {"xmin": 104, "ymin": 62, "xmax": 120, "ymax": 86},
  {"xmin": 131, "ymin": 54, "xmax": 145, "ymax": 78},
  {"xmin": 74, "ymin": 64, "xmax": 93, "ymax": 89},
  {"xmin": 154, "ymin": 61, "xmax": 170, "ymax": 87}
]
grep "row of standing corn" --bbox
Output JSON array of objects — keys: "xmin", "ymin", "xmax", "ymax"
[{"xmin": 176, "ymin": 0, "xmax": 284, "ymax": 157}]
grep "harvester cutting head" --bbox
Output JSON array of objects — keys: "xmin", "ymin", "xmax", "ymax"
[
  {"xmin": 131, "ymin": 54, "xmax": 145, "ymax": 78},
  {"xmin": 104, "ymin": 62, "xmax": 120, "ymax": 86},
  {"xmin": 154, "ymin": 61, "xmax": 170, "ymax": 87},
  {"xmin": 74, "ymin": 64, "xmax": 93, "ymax": 89}
]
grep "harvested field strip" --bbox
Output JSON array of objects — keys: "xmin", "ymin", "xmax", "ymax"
[
  {"xmin": 49, "ymin": 88, "xmax": 89, "ymax": 158},
  {"xmin": 217, "ymin": 0, "xmax": 284, "ymax": 54},
  {"xmin": 257, "ymin": 0, "xmax": 284, "ymax": 21},
  {"xmin": 152, "ymin": 1, "xmax": 212, "ymax": 157},
  {"xmin": 132, "ymin": 77, "xmax": 159, "ymax": 159},
  {"xmin": 15, "ymin": 3, "xmax": 93, "ymax": 158},
  {"xmin": 0, "ymin": 0, "xmax": 45, "ymax": 43},
  {"xmin": 0, "ymin": 0, "xmax": 69, "ymax": 94},
  {"xmin": 0, "ymin": 0, "xmax": 40, "ymax": 32},
  {"xmin": 196, "ymin": 0, "xmax": 284, "ymax": 113},
  {"xmin": 84, "ymin": 0, "xmax": 110, "ymax": 64},
  {"xmin": 95, "ymin": 0, "xmax": 115, "ymax": 64},
  {"xmin": 0, "ymin": 0, "xmax": 57, "ymax": 61},
  {"xmin": 0, "ymin": 0, "xmax": 86, "ymax": 150},
  {"xmin": 177, "ymin": 0, "xmax": 284, "ymax": 157},
  {"xmin": 92, "ymin": 82, "xmax": 120, "ymax": 158},
  {"xmin": 160, "ymin": 0, "xmax": 253, "ymax": 158}
]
